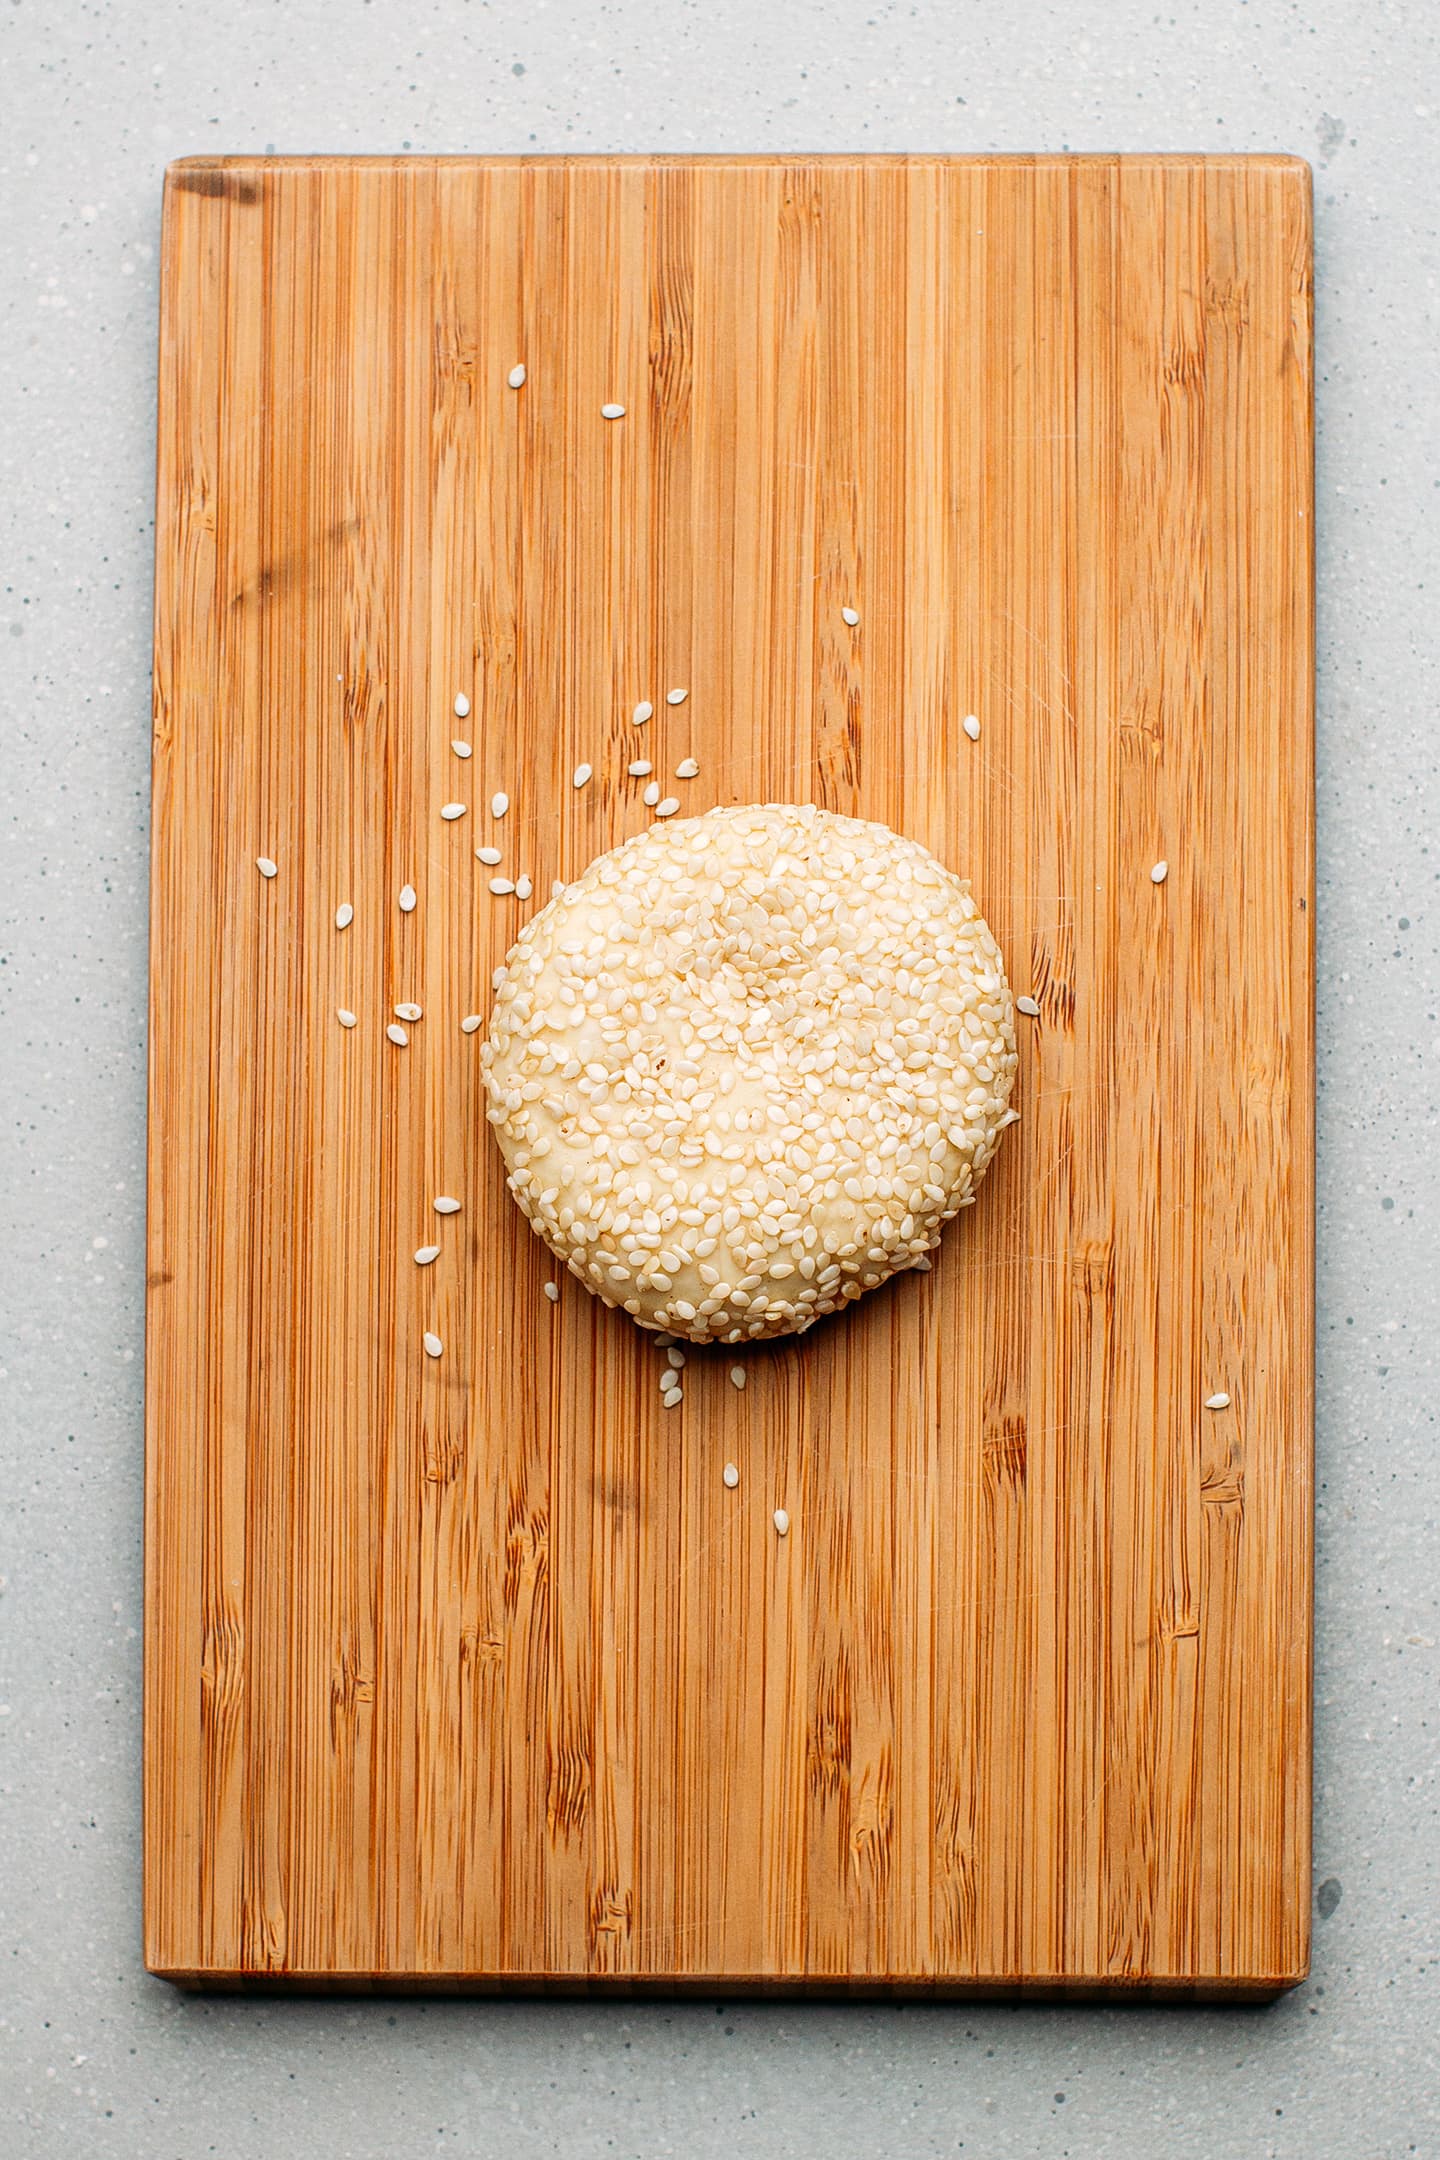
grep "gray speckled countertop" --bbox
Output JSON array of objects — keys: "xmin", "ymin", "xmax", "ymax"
[{"xmin": 2, "ymin": 3, "xmax": 1437, "ymax": 2154}]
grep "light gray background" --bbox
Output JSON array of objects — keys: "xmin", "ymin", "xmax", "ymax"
[{"xmin": 2, "ymin": 0, "xmax": 1436, "ymax": 2153}]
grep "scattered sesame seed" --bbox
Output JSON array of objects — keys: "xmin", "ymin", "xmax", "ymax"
[
  {"xmin": 454, "ymin": 692, "xmax": 471, "ymax": 719},
  {"xmin": 477, "ymin": 846, "xmax": 503, "ymax": 864},
  {"xmin": 337, "ymin": 1008, "xmax": 358, "ymax": 1028},
  {"xmin": 394, "ymin": 1002, "xmax": 423, "ymax": 1022},
  {"xmin": 654, "ymin": 796, "xmax": 680, "ymax": 818},
  {"xmin": 666, "ymin": 1347, "xmax": 686, "ymax": 1370},
  {"xmin": 654, "ymin": 1334, "xmax": 677, "ymax": 1348},
  {"xmin": 334, "ymin": 903, "xmax": 354, "ymax": 929},
  {"xmin": 551, "ymin": 879, "xmax": 565, "ymax": 899},
  {"xmin": 722, "ymin": 1462, "xmax": 740, "ymax": 1488},
  {"xmin": 841, "ymin": 606, "xmax": 860, "ymax": 626},
  {"xmin": 491, "ymin": 792, "xmax": 510, "ymax": 818},
  {"xmin": 386, "ymin": 1023, "xmax": 409, "ymax": 1046},
  {"xmin": 729, "ymin": 1365, "xmax": 747, "ymax": 1390},
  {"xmin": 1205, "ymin": 1391, "xmax": 1232, "ymax": 1410},
  {"xmin": 423, "ymin": 1331, "xmax": 443, "ymax": 1359},
  {"xmin": 600, "ymin": 402, "xmax": 626, "ymax": 419},
  {"xmin": 962, "ymin": 714, "xmax": 981, "ymax": 741},
  {"xmin": 573, "ymin": 763, "xmax": 593, "ymax": 789},
  {"xmin": 628, "ymin": 759, "xmax": 653, "ymax": 777},
  {"xmin": 1151, "ymin": 859, "xmax": 1169, "ymax": 884},
  {"xmin": 675, "ymin": 757, "xmax": 699, "ymax": 780},
  {"xmin": 434, "ymin": 1196, "xmax": 461, "ymax": 1215},
  {"xmin": 489, "ymin": 876, "xmax": 516, "ymax": 895},
  {"xmin": 772, "ymin": 1508, "xmax": 790, "ymax": 1536},
  {"xmin": 642, "ymin": 781, "xmax": 661, "ymax": 807},
  {"xmin": 440, "ymin": 802, "xmax": 467, "ymax": 821},
  {"xmin": 543, "ymin": 1280, "xmax": 560, "ymax": 1302},
  {"xmin": 415, "ymin": 1245, "xmax": 440, "ymax": 1266},
  {"xmin": 507, "ymin": 363, "xmax": 527, "ymax": 388},
  {"xmin": 256, "ymin": 856, "xmax": 278, "ymax": 879},
  {"xmin": 460, "ymin": 1014, "xmax": 483, "ymax": 1034},
  {"xmin": 452, "ymin": 739, "xmax": 472, "ymax": 759},
  {"xmin": 660, "ymin": 1369, "xmax": 681, "ymax": 1396},
  {"xmin": 661, "ymin": 1388, "xmax": 683, "ymax": 1409},
  {"xmin": 399, "ymin": 884, "xmax": 417, "ymax": 912},
  {"xmin": 666, "ymin": 687, "xmax": 688, "ymax": 706},
  {"xmin": 515, "ymin": 874, "xmax": 534, "ymax": 901},
  {"xmin": 1016, "ymin": 995, "xmax": 1041, "ymax": 1017},
  {"xmin": 632, "ymin": 701, "xmax": 653, "ymax": 725}
]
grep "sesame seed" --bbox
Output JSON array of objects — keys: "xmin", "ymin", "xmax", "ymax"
[
  {"xmin": 452, "ymin": 739, "xmax": 472, "ymax": 758},
  {"xmin": 551, "ymin": 879, "xmax": 565, "ymax": 898},
  {"xmin": 962, "ymin": 714, "xmax": 981, "ymax": 741},
  {"xmin": 454, "ymin": 692, "xmax": 471, "ymax": 719},
  {"xmin": 666, "ymin": 687, "xmax": 688, "ymax": 706},
  {"xmin": 1204, "ymin": 1391, "xmax": 1231, "ymax": 1410},
  {"xmin": 1016, "ymin": 995, "xmax": 1041, "ymax": 1017},
  {"xmin": 841, "ymin": 606, "xmax": 860, "ymax": 625},
  {"xmin": 415, "ymin": 1245, "xmax": 440, "ymax": 1265},
  {"xmin": 399, "ymin": 884, "xmax": 417, "ymax": 912},
  {"xmin": 515, "ymin": 874, "xmax": 534, "ymax": 900},
  {"xmin": 394, "ymin": 1002, "xmax": 423, "ymax": 1022},
  {"xmin": 543, "ymin": 1280, "xmax": 560, "ymax": 1301},
  {"xmin": 666, "ymin": 1347, "xmax": 686, "ymax": 1370},
  {"xmin": 386, "ymin": 1023, "xmax": 408, "ymax": 1046},
  {"xmin": 661, "ymin": 1387, "xmax": 682, "ymax": 1408},
  {"xmin": 729, "ymin": 1365, "xmax": 746, "ymax": 1390},
  {"xmin": 337, "ymin": 1008, "xmax": 358, "ymax": 1028},
  {"xmin": 460, "ymin": 1014, "xmax": 482, "ymax": 1034},
  {"xmin": 423, "ymin": 1331, "xmax": 443, "ymax": 1359},
  {"xmin": 440, "ymin": 802, "xmax": 467, "ymax": 821},
  {"xmin": 600, "ymin": 402, "xmax": 626, "ymax": 419},
  {"xmin": 476, "ymin": 846, "xmax": 503, "ymax": 864},
  {"xmin": 507, "ymin": 363, "xmax": 527, "ymax": 388},
  {"xmin": 675, "ymin": 757, "xmax": 699, "ymax": 780},
  {"xmin": 654, "ymin": 797, "xmax": 680, "ymax": 818},
  {"xmin": 334, "ymin": 903, "xmax": 354, "ymax": 929},
  {"xmin": 433, "ymin": 1196, "xmax": 461, "ymax": 1215},
  {"xmin": 489, "ymin": 876, "xmax": 516, "ymax": 895},
  {"xmin": 1151, "ymin": 859, "xmax": 1169, "ymax": 884},
  {"xmin": 642, "ymin": 782, "xmax": 661, "ymax": 807},
  {"xmin": 573, "ymin": 763, "xmax": 593, "ymax": 789},
  {"xmin": 491, "ymin": 792, "xmax": 510, "ymax": 818},
  {"xmin": 722, "ymin": 1462, "xmax": 740, "ymax": 1487},
  {"xmin": 256, "ymin": 856, "xmax": 278, "ymax": 878},
  {"xmin": 628, "ymin": 759, "xmax": 653, "ymax": 777},
  {"xmin": 773, "ymin": 1508, "xmax": 789, "ymax": 1536},
  {"xmin": 632, "ymin": 701, "xmax": 653, "ymax": 725}
]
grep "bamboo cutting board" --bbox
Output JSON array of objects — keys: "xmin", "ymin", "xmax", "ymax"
[{"xmin": 146, "ymin": 154, "xmax": 1313, "ymax": 1996}]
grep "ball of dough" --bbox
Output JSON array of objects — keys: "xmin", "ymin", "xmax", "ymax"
[{"xmin": 481, "ymin": 803, "xmax": 1017, "ymax": 1343}]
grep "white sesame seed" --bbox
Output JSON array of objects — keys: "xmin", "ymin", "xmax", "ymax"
[
  {"xmin": 394, "ymin": 1002, "xmax": 423, "ymax": 1022},
  {"xmin": 1204, "ymin": 1391, "xmax": 1231, "ymax": 1410},
  {"xmin": 772, "ymin": 1508, "xmax": 789, "ymax": 1536},
  {"xmin": 675, "ymin": 757, "xmax": 699, "ymax": 780},
  {"xmin": 337, "ymin": 1008, "xmax": 358, "ymax": 1029},
  {"xmin": 661, "ymin": 1387, "xmax": 682, "ymax": 1408},
  {"xmin": 543, "ymin": 1280, "xmax": 560, "ymax": 1302},
  {"xmin": 600, "ymin": 402, "xmax": 626, "ymax": 419},
  {"xmin": 507, "ymin": 363, "xmax": 526, "ymax": 388},
  {"xmin": 452, "ymin": 739, "xmax": 472, "ymax": 759},
  {"xmin": 460, "ymin": 1014, "xmax": 483, "ymax": 1034},
  {"xmin": 423, "ymin": 1331, "xmax": 443, "ymax": 1359},
  {"xmin": 415, "ymin": 1245, "xmax": 441, "ymax": 1266},
  {"xmin": 476, "ymin": 845, "xmax": 503, "ymax": 864},
  {"xmin": 491, "ymin": 792, "xmax": 510, "ymax": 818},
  {"xmin": 632, "ymin": 701, "xmax": 653, "ymax": 725},
  {"xmin": 573, "ymin": 763, "xmax": 593, "ymax": 789},
  {"xmin": 722, "ymin": 1462, "xmax": 740, "ymax": 1488},
  {"xmin": 515, "ymin": 874, "xmax": 534, "ymax": 901},
  {"xmin": 642, "ymin": 782, "xmax": 661, "ymax": 807},
  {"xmin": 386, "ymin": 1023, "xmax": 408, "ymax": 1046},
  {"xmin": 433, "ymin": 1196, "xmax": 461, "ymax": 1215},
  {"xmin": 666, "ymin": 687, "xmax": 688, "ymax": 706},
  {"xmin": 551, "ymin": 879, "xmax": 565, "ymax": 898},
  {"xmin": 334, "ymin": 903, "xmax": 354, "ymax": 929},
  {"xmin": 440, "ymin": 802, "xmax": 467, "ymax": 821},
  {"xmin": 729, "ymin": 1365, "xmax": 747, "ymax": 1390},
  {"xmin": 666, "ymin": 1347, "xmax": 686, "ymax": 1370},
  {"xmin": 454, "ymin": 692, "xmax": 471, "ymax": 719},
  {"xmin": 256, "ymin": 856, "xmax": 278, "ymax": 879},
  {"xmin": 399, "ymin": 884, "xmax": 417, "ymax": 912},
  {"xmin": 1016, "ymin": 995, "xmax": 1041, "ymax": 1017},
  {"xmin": 654, "ymin": 797, "xmax": 680, "ymax": 818},
  {"xmin": 1151, "ymin": 859, "xmax": 1169, "ymax": 884},
  {"xmin": 628, "ymin": 759, "xmax": 653, "ymax": 777},
  {"xmin": 841, "ymin": 606, "xmax": 860, "ymax": 626},
  {"xmin": 489, "ymin": 876, "xmax": 515, "ymax": 895},
  {"xmin": 962, "ymin": 714, "xmax": 981, "ymax": 741}
]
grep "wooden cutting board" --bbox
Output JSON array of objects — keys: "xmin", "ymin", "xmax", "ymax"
[{"xmin": 146, "ymin": 153, "xmax": 1313, "ymax": 1997}]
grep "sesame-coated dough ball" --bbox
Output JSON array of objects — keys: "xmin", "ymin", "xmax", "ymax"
[{"xmin": 481, "ymin": 803, "xmax": 1018, "ymax": 1343}]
